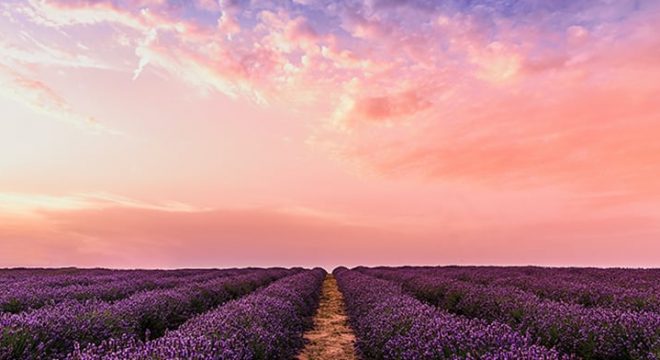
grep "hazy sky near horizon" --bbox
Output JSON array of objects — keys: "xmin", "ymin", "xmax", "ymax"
[{"xmin": 1, "ymin": 0, "xmax": 659, "ymax": 269}]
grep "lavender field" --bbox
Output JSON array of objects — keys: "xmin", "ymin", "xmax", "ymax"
[{"xmin": 1, "ymin": 267, "xmax": 658, "ymax": 359}]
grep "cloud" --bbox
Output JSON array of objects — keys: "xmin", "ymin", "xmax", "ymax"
[
  {"xmin": 0, "ymin": 191, "xmax": 412, "ymax": 268},
  {"xmin": 1, "ymin": 193, "xmax": 658, "ymax": 268},
  {"xmin": 22, "ymin": 0, "xmax": 146, "ymax": 29},
  {"xmin": 0, "ymin": 192, "xmax": 202, "ymax": 216},
  {"xmin": 0, "ymin": 37, "xmax": 110, "ymax": 70},
  {"xmin": 0, "ymin": 3, "xmax": 120, "ymax": 134},
  {"xmin": 5, "ymin": 0, "xmax": 660, "ymax": 199},
  {"xmin": 341, "ymin": 90, "xmax": 432, "ymax": 125},
  {"xmin": 17, "ymin": 0, "xmax": 274, "ymax": 101},
  {"xmin": 313, "ymin": 2, "xmax": 660, "ymax": 203},
  {"xmin": 0, "ymin": 65, "xmax": 120, "ymax": 134},
  {"xmin": 132, "ymin": 28, "xmax": 158, "ymax": 80},
  {"xmin": 6, "ymin": 0, "xmax": 378, "ymax": 108}
]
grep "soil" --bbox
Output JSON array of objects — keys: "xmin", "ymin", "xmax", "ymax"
[{"xmin": 297, "ymin": 274, "xmax": 357, "ymax": 360}]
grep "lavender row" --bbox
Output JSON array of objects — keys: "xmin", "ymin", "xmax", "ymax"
[
  {"xmin": 0, "ymin": 269, "xmax": 194, "ymax": 288},
  {"xmin": 73, "ymin": 268, "xmax": 326, "ymax": 360},
  {"xmin": 0, "ymin": 268, "xmax": 295, "ymax": 360},
  {"xmin": 488, "ymin": 274, "xmax": 659, "ymax": 313},
  {"xmin": 0, "ymin": 271, "xmax": 136, "ymax": 291},
  {"xmin": 418, "ymin": 266, "xmax": 660, "ymax": 293},
  {"xmin": 447, "ymin": 267, "xmax": 659, "ymax": 312},
  {"xmin": 359, "ymin": 267, "xmax": 660, "ymax": 359},
  {"xmin": 334, "ymin": 268, "xmax": 566, "ymax": 359},
  {"xmin": 547, "ymin": 267, "xmax": 660, "ymax": 291},
  {"xmin": 0, "ymin": 269, "xmax": 231, "ymax": 293},
  {"xmin": 0, "ymin": 269, "xmax": 244, "ymax": 314},
  {"xmin": 0, "ymin": 269, "xmax": 216, "ymax": 299},
  {"xmin": 0, "ymin": 268, "xmax": 122, "ymax": 284},
  {"xmin": 396, "ymin": 266, "xmax": 660, "ymax": 314}
]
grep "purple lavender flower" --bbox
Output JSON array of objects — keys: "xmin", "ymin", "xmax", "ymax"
[{"xmin": 334, "ymin": 268, "xmax": 568, "ymax": 360}]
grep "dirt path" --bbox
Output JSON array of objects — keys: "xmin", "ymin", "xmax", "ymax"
[{"xmin": 298, "ymin": 274, "xmax": 357, "ymax": 360}]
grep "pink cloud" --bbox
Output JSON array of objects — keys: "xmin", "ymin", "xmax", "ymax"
[
  {"xmin": 2, "ymin": 203, "xmax": 658, "ymax": 269},
  {"xmin": 348, "ymin": 90, "xmax": 432, "ymax": 123},
  {"xmin": 318, "ymin": 7, "xmax": 660, "ymax": 205},
  {"xmin": 0, "ymin": 205, "xmax": 409, "ymax": 269},
  {"xmin": 0, "ymin": 65, "xmax": 117, "ymax": 133}
]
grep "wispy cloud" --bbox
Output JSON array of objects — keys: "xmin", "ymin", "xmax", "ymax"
[
  {"xmin": 0, "ymin": 192, "xmax": 203, "ymax": 216},
  {"xmin": 0, "ymin": 65, "xmax": 120, "ymax": 134}
]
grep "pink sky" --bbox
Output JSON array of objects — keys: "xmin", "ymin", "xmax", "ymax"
[{"xmin": 1, "ymin": 0, "xmax": 659, "ymax": 269}]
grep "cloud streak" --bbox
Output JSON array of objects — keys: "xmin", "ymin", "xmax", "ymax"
[
  {"xmin": 2, "ymin": 192, "xmax": 659, "ymax": 268},
  {"xmin": 0, "ymin": 65, "xmax": 119, "ymax": 134}
]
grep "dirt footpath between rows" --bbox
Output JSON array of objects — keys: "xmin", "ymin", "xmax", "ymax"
[{"xmin": 297, "ymin": 274, "xmax": 357, "ymax": 360}]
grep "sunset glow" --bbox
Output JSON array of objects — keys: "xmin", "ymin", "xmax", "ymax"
[{"xmin": 1, "ymin": 0, "xmax": 659, "ymax": 269}]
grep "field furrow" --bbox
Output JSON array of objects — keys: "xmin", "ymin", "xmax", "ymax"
[{"xmin": 297, "ymin": 274, "xmax": 357, "ymax": 360}]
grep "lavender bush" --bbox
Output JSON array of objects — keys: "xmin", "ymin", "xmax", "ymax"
[
  {"xmin": 0, "ymin": 268, "xmax": 294, "ymax": 359},
  {"xmin": 334, "ymin": 268, "xmax": 567, "ymax": 359},
  {"xmin": 72, "ymin": 268, "xmax": 326, "ymax": 360},
  {"xmin": 359, "ymin": 267, "xmax": 660, "ymax": 359},
  {"xmin": 2, "ymin": 266, "xmax": 657, "ymax": 360},
  {"xmin": 394, "ymin": 266, "xmax": 660, "ymax": 313},
  {"xmin": 0, "ymin": 269, "xmax": 242, "ymax": 314}
]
